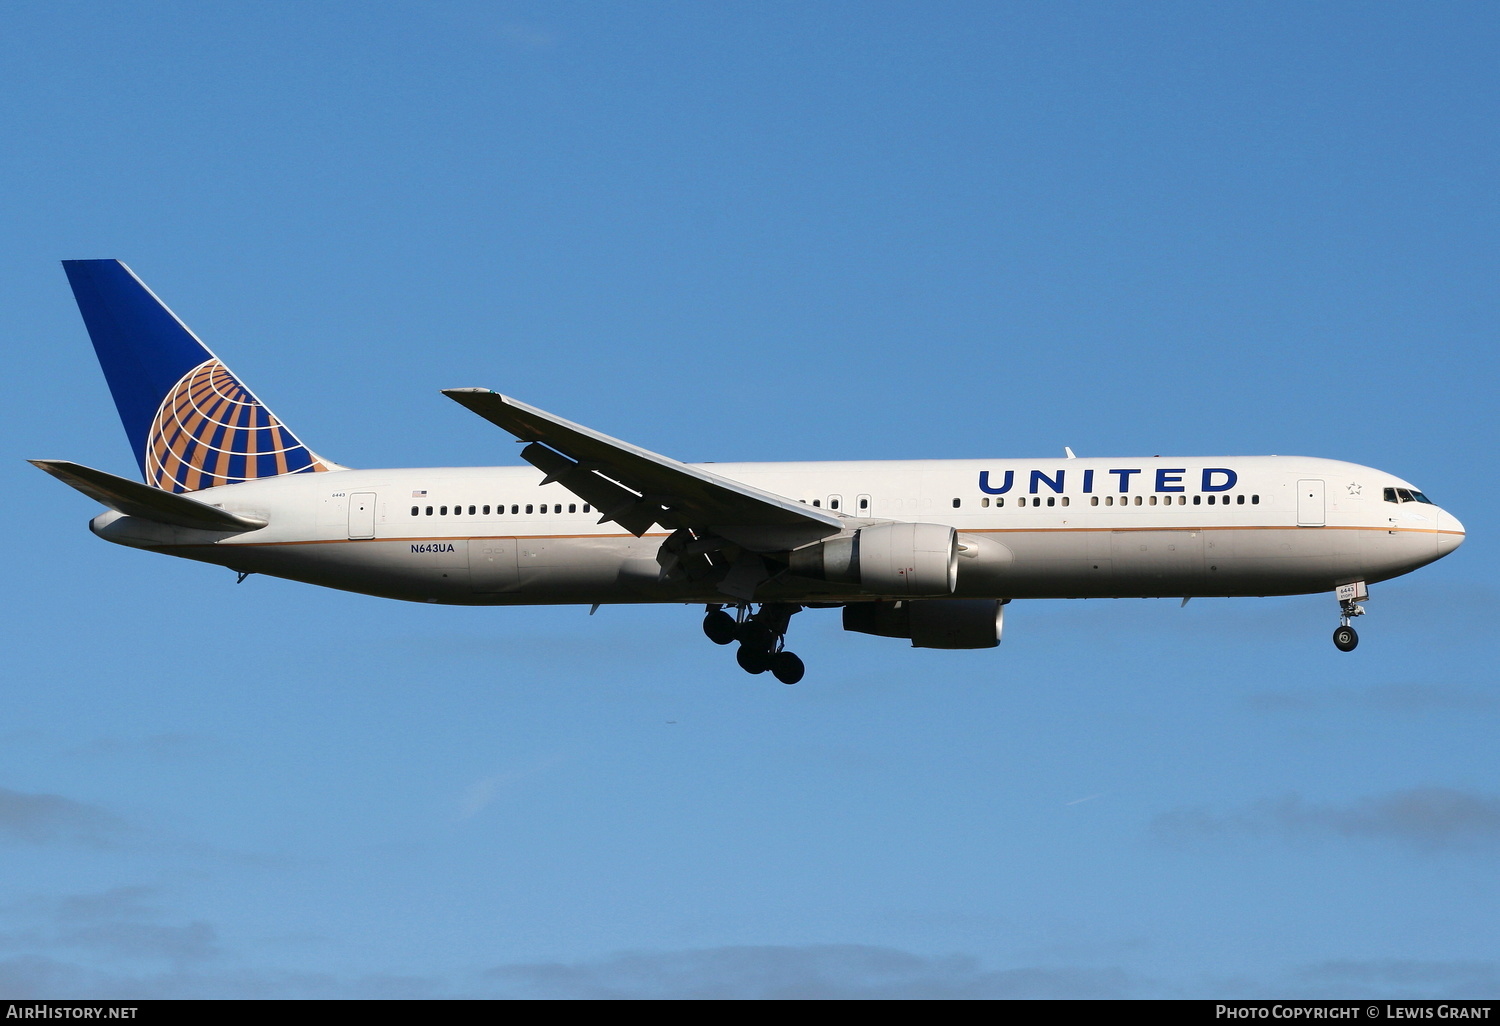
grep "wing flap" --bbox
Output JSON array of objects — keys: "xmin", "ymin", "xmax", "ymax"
[
  {"xmin": 29, "ymin": 460, "xmax": 267, "ymax": 533},
  {"xmin": 443, "ymin": 389, "xmax": 843, "ymax": 540}
]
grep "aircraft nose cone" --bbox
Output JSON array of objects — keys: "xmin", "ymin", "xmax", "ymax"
[{"xmin": 1437, "ymin": 510, "xmax": 1466, "ymax": 557}]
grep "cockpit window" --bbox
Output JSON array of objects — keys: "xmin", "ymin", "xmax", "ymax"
[{"xmin": 1385, "ymin": 487, "xmax": 1435, "ymax": 504}]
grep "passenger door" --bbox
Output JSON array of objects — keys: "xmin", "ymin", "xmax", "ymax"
[
  {"xmin": 347, "ymin": 492, "xmax": 376, "ymax": 539},
  {"xmin": 1297, "ymin": 480, "xmax": 1325, "ymax": 527}
]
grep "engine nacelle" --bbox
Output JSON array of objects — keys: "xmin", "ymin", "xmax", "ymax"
[
  {"xmin": 788, "ymin": 522, "xmax": 957, "ymax": 596},
  {"xmin": 842, "ymin": 599, "xmax": 1005, "ymax": 649}
]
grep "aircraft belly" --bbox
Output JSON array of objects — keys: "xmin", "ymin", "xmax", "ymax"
[
  {"xmin": 137, "ymin": 523, "xmax": 1447, "ymax": 607},
  {"xmin": 1358, "ymin": 526, "xmax": 1444, "ymax": 583},
  {"xmin": 1212, "ymin": 528, "xmax": 1352, "ymax": 593},
  {"xmin": 512, "ymin": 535, "xmax": 688, "ymax": 603},
  {"xmin": 152, "ymin": 539, "xmax": 472, "ymax": 601},
  {"xmin": 957, "ymin": 530, "xmax": 1115, "ymax": 598},
  {"xmin": 1110, "ymin": 529, "xmax": 1207, "ymax": 593},
  {"xmin": 956, "ymin": 527, "xmax": 1377, "ymax": 599}
]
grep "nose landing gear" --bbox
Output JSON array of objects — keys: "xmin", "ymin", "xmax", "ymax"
[
  {"xmin": 703, "ymin": 603, "xmax": 806, "ymax": 684},
  {"xmin": 1333, "ymin": 624, "xmax": 1358, "ymax": 652},
  {"xmin": 1332, "ymin": 581, "xmax": 1367, "ymax": 652}
]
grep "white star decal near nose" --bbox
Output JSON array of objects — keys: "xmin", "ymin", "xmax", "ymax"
[{"xmin": 1347, "ymin": 482, "xmax": 1362, "ymax": 495}]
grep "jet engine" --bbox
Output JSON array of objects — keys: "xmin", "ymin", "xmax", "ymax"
[
  {"xmin": 787, "ymin": 522, "xmax": 957, "ymax": 596},
  {"xmin": 842, "ymin": 598, "xmax": 1005, "ymax": 649}
]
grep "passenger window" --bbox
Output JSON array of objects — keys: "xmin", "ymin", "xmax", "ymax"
[
  {"xmin": 859, "ymin": 498, "xmax": 869, "ymax": 510},
  {"xmin": 830, "ymin": 497, "xmax": 841, "ymax": 510},
  {"xmin": 1149, "ymin": 495, "xmax": 1157, "ymax": 506},
  {"xmin": 1105, "ymin": 496, "xmax": 1113, "ymax": 506},
  {"xmin": 467, "ymin": 505, "xmax": 475, "ymax": 515},
  {"xmin": 812, "ymin": 499, "xmax": 821, "ymax": 508},
  {"xmin": 425, "ymin": 506, "xmax": 433, "ymax": 516},
  {"xmin": 511, "ymin": 505, "xmax": 519, "ymax": 514},
  {"xmin": 1252, "ymin": 495, "xmax": 1260, "ymax": 504},
  {"xmin": 1061, "ymin": 496, "xmax": 1070, "ymax": 507},
  {"xmin": 982, "ymin": 497, "xmax": 991, "ymax": 508},
  {"xmin": 440, "ymin": 506, "xmax": 448, "ymax": 515},
  {"xmin": 952, "ymin": 498, "xmax": 961, "ymax": 508},
  {"xmin": 554, "ymin": 504, "xmax": 561, "ymax": 513},
  {"xmin": 482, "ymin": 505, "xmax": 490, "ymax": 515},
  {"xmin": 410, "ymin": 506, "xmax": 418, "ymax": 516},
  {"xmin": 583, "ymin": 504, "xmax": 591, "ymax": 513},
  {"xmin": 1090, "ymin": 496, "xmax": 1098, "ymax": 506},
  {"xmin": 996, "ymin": 498, "xmax": 1004, "ymax": 507},
  {"xmin": 1134, "ymin": 496, "xmax": 1142, "ymax": 506},
  {"xmin": 1046, "ymin": 497, "xmax": 1055, "ymax": 507},
  {"xmin": 526, "ymin": 504, "xmax": 533, "ymax": 514},
  {"xmin": 1193, "ymin": 495, "xmax": 1201, "ymax": 505},
  {"xmin": 569, "ymin": 504, "xmax": 577, "ymax": 513},
  {"xmin": 1237, "ymin": 495, "xmax": 1245, "ymax": 505}
]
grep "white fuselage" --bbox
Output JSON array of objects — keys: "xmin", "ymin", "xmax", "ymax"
[{"xmin": 88, "ymin": 455, "xmax": 1465, "ymax": 606}]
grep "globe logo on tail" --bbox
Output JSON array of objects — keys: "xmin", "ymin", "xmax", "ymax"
[{"xmin": 146, "ymin": 358, "xmax": 328, "ymax": 493}]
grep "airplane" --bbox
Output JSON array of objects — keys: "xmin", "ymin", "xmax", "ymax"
[{"xmin": 33, "ymin": 259, "xmax": 1466, "ymax": 685}]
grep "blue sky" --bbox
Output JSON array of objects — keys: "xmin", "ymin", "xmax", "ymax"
[{"xmin": 2, "ymin": 1, "xmax": 1496, "ymax": 998}]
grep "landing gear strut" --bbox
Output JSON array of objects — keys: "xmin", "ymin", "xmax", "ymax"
[
  {"xmin": 703, "ymin": 603, "xmax": 806, "ymax": 684},
  {"xmin": 1332, "ymin": 581, "xmax": 1367, "ymax": 653}
]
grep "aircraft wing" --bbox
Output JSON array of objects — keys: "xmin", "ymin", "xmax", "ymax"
[
  {"xmin": 442, "ymin": 389, "xmax": 844, "ymax": 545},
  {"xmin": 29, "ymin": 459, "xmax": 267, "ymax": 533}
]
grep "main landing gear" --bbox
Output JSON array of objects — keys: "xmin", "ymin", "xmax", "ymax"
[
  {"xmin": 1332, "ymin": 581, "xmax": 1368, "ymax": 653},
  {"xmin": 703, "ymin": 603, "xmax": 805, "ymax": 684}
]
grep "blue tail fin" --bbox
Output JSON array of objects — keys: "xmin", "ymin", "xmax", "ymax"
[{"xmin": 62, "ymin": 260, "xmax": 337, "ymax": 493}]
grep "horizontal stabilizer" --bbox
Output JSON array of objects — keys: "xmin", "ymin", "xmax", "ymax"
[{"xmin": 28, "ymin": 459, "xmax": 266, "ymax": 533}]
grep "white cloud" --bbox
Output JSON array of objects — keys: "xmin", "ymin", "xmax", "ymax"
[
  {"xmin": 0, "ymin": 786, "xmax": 126, "ymax": 847},
  {"xmin": 1153, "ymin": 787, "xmax": 1500, "ymax": 851},
  {"xmin": 482, "ymin": 944, "xmax": 1135, "ymax": 999}
]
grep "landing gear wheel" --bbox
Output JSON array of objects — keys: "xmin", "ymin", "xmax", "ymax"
[
  {"xmin": 1333, "ymin": 625, "xmax": 1358, "ymax": 652},
  {"xmin": 736, "ymin": 644, "xmax": 773, "ymax": 674},
  {"xmin": 736, "ymin": 622, "xmax": 776, "ymax": 650},
  {"xmin": 770, "ymin": 651, "xmax": 805, "ymax": 685},
  {"xmin": 703, "ymin": 609, "xmax": 737, "ymax": 645}
]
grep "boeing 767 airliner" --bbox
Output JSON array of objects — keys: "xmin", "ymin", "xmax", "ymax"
[{"xmin": 33, "ymin": 260, "xmax": 1465, "ymax": 684}]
